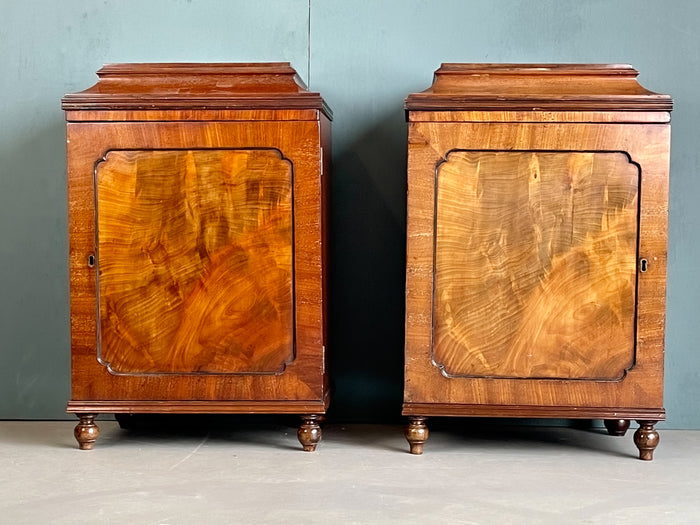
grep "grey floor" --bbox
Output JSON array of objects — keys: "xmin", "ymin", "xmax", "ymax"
[{"xmin": 0, "ymin": 419, "xmax": 698, "ymax": 524}]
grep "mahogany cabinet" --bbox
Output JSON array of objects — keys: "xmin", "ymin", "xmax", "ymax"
[
  {"xmin": 63, "ymin": 63, "xmax": 331, "ymax": 450},
  {"xmin": 402, "ymin": 64, "xmax": 672, "ymax": 459}
]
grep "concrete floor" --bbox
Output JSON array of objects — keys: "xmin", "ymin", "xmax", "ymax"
[{"xmin": 0, "ymin": 419, "xmax": 698, "ymax": 524}]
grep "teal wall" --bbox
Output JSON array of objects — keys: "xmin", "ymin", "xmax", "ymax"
[{"xmin": 1, "ymin": 0, "xmax": 698, "ymax": 428}]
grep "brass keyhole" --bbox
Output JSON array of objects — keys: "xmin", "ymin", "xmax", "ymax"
[
  {"xmin": 640, "ymin": 259, "xmax": 648, "ymax": 272},
  {"xmin": 87, "ymin": 254, "xmax": 95, "ymax": 268}
]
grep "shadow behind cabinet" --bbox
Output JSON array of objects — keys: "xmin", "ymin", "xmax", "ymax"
[
  {"xmin": 63, "ymin": 63, "xmax": 331, "ymax": 451},
  {"xmin": 402, "ymin": 64, "xmax": 672, "ymax": 459}
]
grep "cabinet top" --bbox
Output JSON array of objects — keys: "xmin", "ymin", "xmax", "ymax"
[
  {"xmin": 62, "ymin": 62, "xmax": 332, "ymax": 118},
  {"xmin": 405, "ymin": 63, "xmax": 672, "ymax": 113}
]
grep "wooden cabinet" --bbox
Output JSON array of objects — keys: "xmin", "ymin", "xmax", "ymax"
[
  {"xmin": 63, "ymin": 63, "xmax": 331, "ymax": 451},
  {"xmin": 402, "ymin": 64, "xmax": 672, "ymax": 459}
]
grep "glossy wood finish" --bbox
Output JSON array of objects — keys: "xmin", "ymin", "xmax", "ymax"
[
  {"xmin": 62, "ymin": 63, "xmax": 332, "ymax": 117},
  {"xmin": 605, "ymin": 419, "xmax": 631, "ymax": 437},
  {"xmin": 405, "ymin": 63, "xmax": 672, "ymax": 112},
  {"xmin": 634, "ymin": 420, "xmax": 660, "ymax": 460},
  {"xmin": 297, "ymin": 415, "xmax": 323, "ymax": 452},
  {"xmin": 97, "ymin": 149, "xmax": 294, "ymax": 375},
  {"xmin": 64, "ymin": 64, "xmax": 331, "ymax": 450},
  {"xmin": 68, "ymin": 119, "xmax": 329, "ymax": 404},
  {"xmin": 435, "ymin": 151, "xmax": 638, "ymax": 380},
  {"xmin": 402, "ymin": 404, "xmax": 664, "ymax": 420},
  {"xmin": 67, "ymin": 399, "xmax": 330, "ymax": 414},
  {"xmin": 74, "ymin": 414, "xmax": 99, "ymax": 450},
  {"xmin": 405, "ymin": 416, "xmax": 429, "ymax": 455},
  {"xmin": 403, "ymin": 64, "xmax": 671, "ymax": 459},
  {"xmin": 408, "ymin": 111, "xmax": 670, "ymax": 124},
  {"xmin": 405, "ymin": 122, "xmax": 668, "ymax": 408}
]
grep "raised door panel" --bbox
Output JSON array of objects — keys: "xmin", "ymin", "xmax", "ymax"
[
  {"xmin": 97, "ymin": 149, "xmax": 294, "ymax": 375},
  {"xmin": 434, "ymin": 151, "xmax": 638, "ymax": 380}
]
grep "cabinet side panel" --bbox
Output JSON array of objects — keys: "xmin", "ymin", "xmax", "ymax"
[
  {"xmin": 404, "ymin": 126, "xmax": 441, "ymax": 403},
  {"xmin": 319, "ymin": 114, "xmax": 332, "ymax": 395}
]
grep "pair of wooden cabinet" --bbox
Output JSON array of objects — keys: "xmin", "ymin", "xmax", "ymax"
[{"xmin": 64, "ymin": 63, "xmax": 671, "ymax": 459}]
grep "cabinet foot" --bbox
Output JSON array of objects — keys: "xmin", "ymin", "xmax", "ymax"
[
  {"xmin": 634, "ymin": 420, "xmax": 659, "ymax": 461},
  {"xmin": 604, "ymin": 419, "xmax": 630, "ymax": 436},
  {"xmin": 298, "ymin": 415, "xmax": 322, "ymax": 452},
  {"xmin": 74, "ymin": 414, "xmax": 100, "ymax": 450},
  {"xmin": 406, "ymin": 416, "xmax": 429, "ymax": 455},
  {"xmin": 115, "ymin": 413, "xmax": 136, "ymax": 430}
]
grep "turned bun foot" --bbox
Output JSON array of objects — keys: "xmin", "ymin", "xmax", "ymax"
[
  {"xmin": 74, "ymin": 414, "xmax": 100, "ymax": 450},
  {"xmin": 298, "ymin": 415, "xmax": 322, "ymax": 452},
  {"xmin": 634, "ymin": 420, "xmax": 659, "ymax": 461},
  {"xmin": 604, "ymin": 419, "xmax": 630, "ymax": 436},
  {"xmin": 115, "ymin": 413, "xmax": 136, "ymax": 430},
  {"xmin": 406, "ymin": 416, "xmax": 429, "ymax": 455}
]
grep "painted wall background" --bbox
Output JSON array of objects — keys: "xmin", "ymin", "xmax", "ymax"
[{"xmin": 1, "ymin": 0, "xmax": 698, "ymax": 428}]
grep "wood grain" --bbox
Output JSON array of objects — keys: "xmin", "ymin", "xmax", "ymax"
[
  {"xmin": 65, "ymin": 64, "xmax": 331, "ymax": 451},
  {"xmin": 64, "ymin": 109, "xmax": 321, "ymax": 122},
  {"xmin": 61, "ymin": 62, "xmax": 332, "ymax": 118},
  {"xmin": 67, "ymin": 398, "xmax": 330, "ymax": 414},
  {"xmin": 405, "ymin": 64, "xmax": 672, "ymax": 112},
  {"xmin": 67, "ymin": 119, "xmax": 329, "ymax": 403},
  {"xmin": 401, "ymin": 403, "xmax": 664, "ymax": 420},
  {"xmin": 403, "ymin": 65, "xmax": 669, "ymax": 458},
  {"xmin": 403, "ymin": 120, "xmax": 669, "ymax": 410},
  {"xmin": 97, "ymin": 149, "xmax": 293, "ymax": 374},
  {"xmin": 407, "ymin": 111, "xmax": 671, "ymax": 124},
  {"xmin": 434, "ymin": 151, "xmax": 638, "ymax": 379}
]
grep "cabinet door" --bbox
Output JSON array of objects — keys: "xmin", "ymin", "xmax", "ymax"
[
  {"xmin": 68, "ymin": 120, "xmax": 326, "ymax": 404},
  {"xmin": 404, "ymin": 121, "xmax": 668, "ymax": 411}
]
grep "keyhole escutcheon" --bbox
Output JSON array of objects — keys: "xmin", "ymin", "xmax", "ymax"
[
  {"xmin": 87, "ymin": 254, "xmax": 95, "ymax": 268},
  {"xmin": 639, "ymin": 258, "xmax": 649, "ymax": 273}
]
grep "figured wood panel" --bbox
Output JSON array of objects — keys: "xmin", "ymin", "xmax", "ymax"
[
  {"xmin": 97, "ymin": 149, "xmax": 294, "ymax": 374},
  {"xmin": 434, "ymin": 151, "xmax": 639, "ymax": 379}
]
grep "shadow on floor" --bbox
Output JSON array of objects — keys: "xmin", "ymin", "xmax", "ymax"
[
  {"xmin": 1, "ymin": 417, "xmax": 639, "ymax": 459},
  {"xmin": 420, "ymin": 418, "xmax": 635, "ymax": 459}
]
